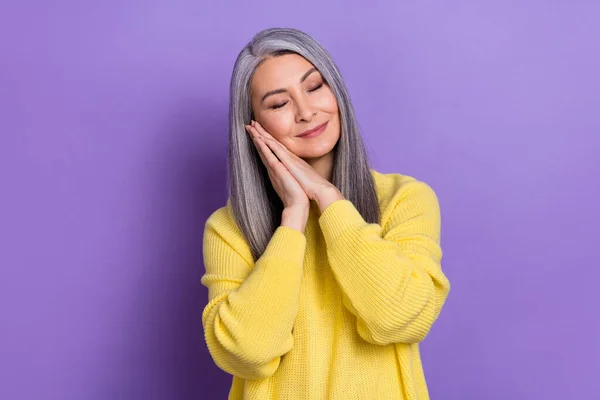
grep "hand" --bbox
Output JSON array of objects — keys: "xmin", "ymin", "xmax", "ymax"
[
  {"xmin": 245, "ymin": 122, "xmax": 309, "ymax": 211},
  {"xmin": 247, "ymin": 120, "xmax": 345, "ymax": 212}
]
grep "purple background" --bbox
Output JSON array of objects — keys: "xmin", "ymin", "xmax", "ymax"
[{"xmin": 1, "ymin": 1, "xmax": 598, "ymax": 399}]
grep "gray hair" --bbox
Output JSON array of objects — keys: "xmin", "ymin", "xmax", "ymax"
[{"xmin": 227, "ymin": 27, "xmax": 380, "ymax": 261}]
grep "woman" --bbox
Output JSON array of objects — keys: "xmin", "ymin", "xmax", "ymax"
[{"xmin": 201, "ymin": 27, "xmax": 450, "ymax": 399}]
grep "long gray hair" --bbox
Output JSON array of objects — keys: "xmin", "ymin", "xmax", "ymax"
[{"xmin": 227, "ymin": 27, "xmax": 380, "ymax": 261}]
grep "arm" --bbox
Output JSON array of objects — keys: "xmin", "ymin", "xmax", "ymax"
[
  {"xmin": 201, "ymin": 209, "xmax": 306, "ymax": 380},
  {"xmin": 317, "ymin": 181, "xmax": 450, "ymax": 345}
]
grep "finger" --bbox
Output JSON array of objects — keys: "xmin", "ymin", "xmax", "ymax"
[
  {"xmin": 255, "ymin": 138, "xmax": 293, "ymax": 190},
  {"xmin": 247, "ymin": 125, "xmax": 270, "ymax": 164},
  {"xmin": 252, "ymin": 120, "xmax": 275, "ymax": 140},
  {"xmin": 252, "ymin": 137, "xmax": 270, "ymax": 167},
  {"xmin": 249, "ymin": 122, "xmax": 298, "ymax": 173},
  {"xmin": 260, "ymin": 135, "xmax": 296, "ymax": 169},
  {"xmin": 250, "ymin": 121, "xmax": 289, "ymax": 153},
  {"xmin": 260, "ymin": 136, "xmax": 320, "ymax": 191},
  {"xmin": 245, "ymin": 124, "xmax": 259, "ymax": 139},
  {"xmin": 252, "ymin": 122, "xmax": 294, "ymax": 161},
  {"xmin": 254, "ymin": 137, "xmax": 281, "ymax": 169}
]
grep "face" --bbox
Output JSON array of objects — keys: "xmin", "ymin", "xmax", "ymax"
[{"xmin": 249, "ymin": 53, "xmax": 341, "ymax": 161}]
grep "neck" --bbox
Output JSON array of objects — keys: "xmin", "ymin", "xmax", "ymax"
[{"xmin": 304, "ymin": 151, "xmax": 335, "ymax": 182}]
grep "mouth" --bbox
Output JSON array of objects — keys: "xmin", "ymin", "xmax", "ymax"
[{"xmin": 296, "ymin": 121, "xmax": 328, "ymax": 138}]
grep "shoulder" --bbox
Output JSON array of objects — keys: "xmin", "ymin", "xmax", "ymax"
[
  {"xmin": 370, "ymin": 168, "xmax": 440, "ymax": 226},
  {"xmin": 204, "ymin": 200, "xmax": 232, "ymax": 231},
  {"xmin": 203, "ymin": 199, "xmax": 254, "ymax": 264}
]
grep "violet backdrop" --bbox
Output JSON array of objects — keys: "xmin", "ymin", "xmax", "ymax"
[{"xmin": 1, "ymin": 1, "xmax": 598, "ymax": 399}]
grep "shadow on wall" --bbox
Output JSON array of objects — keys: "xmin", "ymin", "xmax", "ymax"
[{"xmin": 100, "ymin": 98, "xmax": 232, "ymax": 399}]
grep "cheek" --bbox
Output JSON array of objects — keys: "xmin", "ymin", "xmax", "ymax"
[
  {"xmin": 260, "ymin": 113, "xmax": 295, "ymax": 139},
  {"xmin": 319, "ymin": 91, "xmax": 339, "ymax": 115}
]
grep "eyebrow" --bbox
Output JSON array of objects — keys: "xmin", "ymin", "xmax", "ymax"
[{"xmin": 260, "ymin": 67, "xmax": 318, "ymax": 104}]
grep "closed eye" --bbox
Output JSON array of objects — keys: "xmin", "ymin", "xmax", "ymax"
[
  {"xmin": 270, "ymin": 83, "xmax": 324, "ymax": 110},
  {"xmin": 271, "ymin": 102, "xmax": 288, "ymax": 110},
  {"xmin": 309, "ymin": 83, "xmax": 323, "ymax": 92}
]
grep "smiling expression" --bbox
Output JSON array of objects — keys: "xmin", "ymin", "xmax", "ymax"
[{"xmin": 250, "ymin": 53, "xmax": 341, "ymax": 160}]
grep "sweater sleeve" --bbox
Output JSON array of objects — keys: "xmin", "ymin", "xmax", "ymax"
[
  {"xmin": 318, "ymin": 181, "xmax": 450, "ymax": 345},
  {"xmin": 201, "ymin": 210, "xmax": 306, "ymax": 380}
]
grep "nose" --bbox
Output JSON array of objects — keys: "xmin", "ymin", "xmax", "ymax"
[{"xmin": 294, "ymin": 96, "xmax": 316, "ymax": 123}]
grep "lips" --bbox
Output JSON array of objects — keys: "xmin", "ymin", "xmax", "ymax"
[{"xmin": 297, "ymin": 121, "xmax": 328, "ymax": 138}]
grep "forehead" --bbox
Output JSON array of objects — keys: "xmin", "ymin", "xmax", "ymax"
[{"xmin": 251, "ymin": 53, "xmax": 317, "ymax": 91}]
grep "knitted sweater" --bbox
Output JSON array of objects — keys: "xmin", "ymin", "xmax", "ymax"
[{"xmin": 201, "ymin": 169, "xmax": 451, "ymax": 399}]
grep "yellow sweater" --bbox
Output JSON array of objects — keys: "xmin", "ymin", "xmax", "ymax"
[{"xmin": 201, "ymin": 169, "xmax": 451, "ymax": 399}]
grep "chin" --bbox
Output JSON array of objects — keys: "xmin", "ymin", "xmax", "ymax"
[
  {"xmin": 295, "ymin": 141, "xmax": 337, "ymax": 160},
  {"xmin": 298, "ymin": 151, "xmax": 331, "ymax": 161}
]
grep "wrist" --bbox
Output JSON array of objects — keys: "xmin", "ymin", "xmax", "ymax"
[
  {"xmin": 316, "ymin": 186, "xmax": 345, "ymax": 214},
  {"xmin": 281, "ymin": 204, "xmax": 309, "ymax": 233}
]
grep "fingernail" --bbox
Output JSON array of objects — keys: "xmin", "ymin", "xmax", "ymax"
[{"xmin": 251, "ymin": 120, "xmax": 255, "ymax": 126}]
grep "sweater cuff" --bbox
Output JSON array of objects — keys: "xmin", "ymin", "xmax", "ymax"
[
  {"xmin": 261, "ymin": 225, "xmax": 307, "ymax": 265},
  {"xmin": 318, "ymin": 200, "xmax": 367, "ymax": 244}
]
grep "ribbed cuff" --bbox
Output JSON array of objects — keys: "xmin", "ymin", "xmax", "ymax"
[
  {"xmin": 261, "ymin": 225, "xmax": 307, "ymax": 265},
  {"xmin": 318, "ymin": 200, "xmax": 367, "ymax": 244}
]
